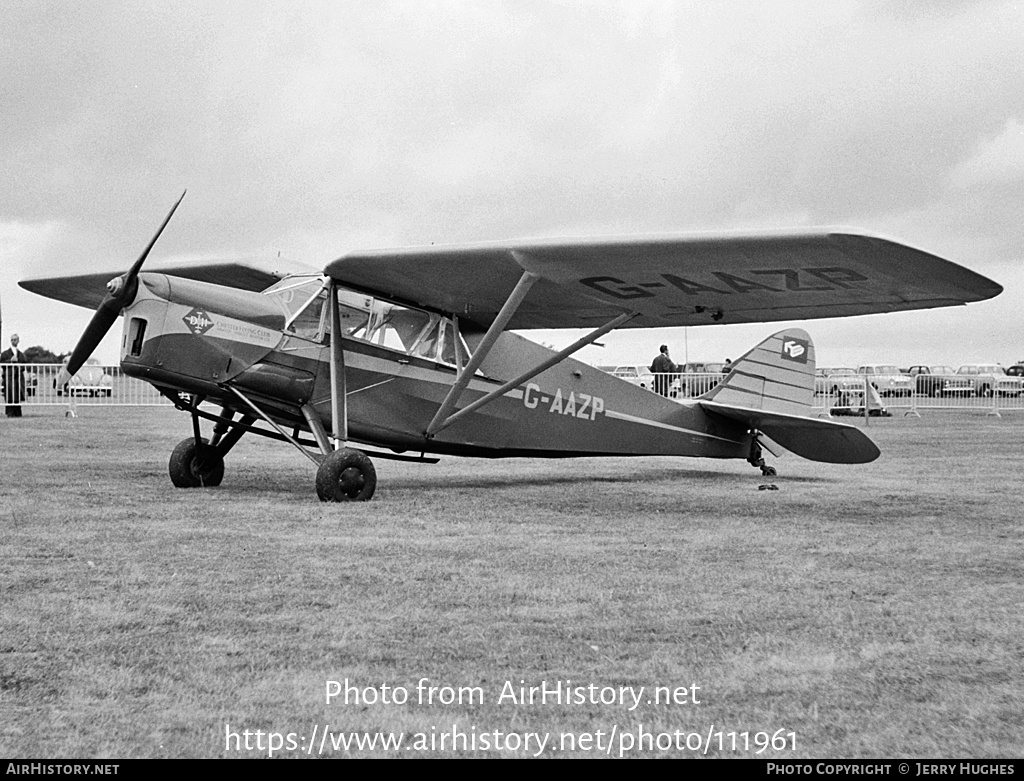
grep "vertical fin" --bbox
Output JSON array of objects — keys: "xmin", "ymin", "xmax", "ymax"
[{"xmin": 701, "ymin": 329, "xmax": 815, "ymax": 415}]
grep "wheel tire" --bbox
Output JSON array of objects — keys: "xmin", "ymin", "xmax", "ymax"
[
  {"xmin": 168, "ymin": 437, "xmax": 225, "ymax": 488},
  {"xmin": 762, "ymin": 466, "xmax": 778, "ymax": 477},
  {"xmin": 316, "ymin": 448, "xmax": 376, "ymax": 502}
]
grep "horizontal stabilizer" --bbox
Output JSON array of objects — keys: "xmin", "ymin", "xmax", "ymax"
[
  {"xmin": 701, "ymin": 402, "xmax": 880, "ymax": 463},
  {"xmin": 699, "ymin": 328, "xmax": 879, "ymax": 463}
]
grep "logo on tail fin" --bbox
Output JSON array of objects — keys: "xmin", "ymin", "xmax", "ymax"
[{"xmin": 781, "ymin": 337, "xmax": 810, "ymax": 363}]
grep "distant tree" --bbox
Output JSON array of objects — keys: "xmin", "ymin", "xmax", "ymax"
[{"xmin": 23, "ymin": 345, "xmax": 68, "ymax": 364}]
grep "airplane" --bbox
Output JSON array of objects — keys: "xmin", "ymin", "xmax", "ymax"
[{"xmin": 20, "ymin": 193, "xmax": 1002, "ymax": 501}]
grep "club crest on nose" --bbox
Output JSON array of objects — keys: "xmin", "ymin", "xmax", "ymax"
[{"xmin": 183, "ymin": 308, "xmax": 215, "ymax": 335}]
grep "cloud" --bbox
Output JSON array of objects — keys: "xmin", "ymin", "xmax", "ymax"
[
  {"xmin": 950, "ymin": 117, "xmax": 1024, "ymax": 189},
  {"xmin": 2, "ymin": 0, "xmax": 1022, "ymax": 364}
]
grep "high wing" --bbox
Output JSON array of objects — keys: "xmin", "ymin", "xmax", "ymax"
[
  {"xmin": 323, "ymin": 230, "xmax": 1001, "ymax": 330},
  {"xmin": 19, "ymin": 257, "xmax": 317, "ymax": 310}
]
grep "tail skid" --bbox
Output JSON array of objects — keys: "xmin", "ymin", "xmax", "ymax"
[{"xmin": 699, "ymin": 329, "xmax": 880, "ymax": 464}]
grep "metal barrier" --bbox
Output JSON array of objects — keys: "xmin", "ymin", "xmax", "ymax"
[
  {"xmin": 2, "ymin": 364, "xmax": 170, "ymax": 408},
  {"xmin": 644, "ymin": 371, "xmax": 1024, "ymax": 415},
  {"xmin": 811, "ymin": 377, "xmax": 1024, "ymax": 416},
  {"xmin": 6, "ymin": 363, "xmax": 1022, "ymax": 415}
]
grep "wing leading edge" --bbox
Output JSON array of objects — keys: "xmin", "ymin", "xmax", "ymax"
[
  {"xmin": 323, "ymin": 230, "xmax": 1001, "ymax": 330},
  {"xmin": 20, "ymin": 257, "xmax": 317, "ymax": 311}
]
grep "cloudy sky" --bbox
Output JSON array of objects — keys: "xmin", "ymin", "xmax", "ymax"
[{"xmin": 2, "ymin": 0, "xmax": 1022, "ymax": 368}]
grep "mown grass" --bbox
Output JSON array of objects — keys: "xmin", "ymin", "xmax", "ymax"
[{"xmin": 1, "ymin": 407, "xmax": 1021, "ymax": 758}]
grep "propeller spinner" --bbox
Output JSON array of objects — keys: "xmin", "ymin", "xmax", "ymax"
[{"xmin": 56, "ymin": 192, "xmax": 186, "ymax": 389}]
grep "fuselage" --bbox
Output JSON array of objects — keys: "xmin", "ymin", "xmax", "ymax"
[{"xmin": 119, "ymin": 272, "xmax": 752, "ymax": 460}]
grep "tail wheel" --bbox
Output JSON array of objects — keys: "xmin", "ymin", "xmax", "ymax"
[
  {"xmin": 316, "ymin": 448, "xmax": 377, "ymax": 502},
  {"xmin": 169, "ymin": 437, "xmax": 225, "ymax": 488}
]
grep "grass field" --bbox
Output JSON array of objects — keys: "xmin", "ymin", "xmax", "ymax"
[{"xmin": 1, "ymin": 406, "xmax": 1021, "ymax": 758}]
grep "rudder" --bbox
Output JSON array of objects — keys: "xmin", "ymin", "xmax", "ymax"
[{"xmin": 701, "ymin": 329, "xmax": 815, "ymax": 415}]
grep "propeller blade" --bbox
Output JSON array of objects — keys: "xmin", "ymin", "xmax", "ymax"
[
  {"xmin": 57, "ymin": 298, "xmax": 122, "ymax": 387},
  {"xmin": 58, "ymin": 192, "xmax": 187, "ymax": 387},
  {"xmin": 109, "ymin": 190, "xmax": 187, "ymax": 306}
]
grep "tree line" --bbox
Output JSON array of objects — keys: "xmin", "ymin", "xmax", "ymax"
[{"xmin": 15, "ymin": 345, "xmax": 70, "ymax": 363}]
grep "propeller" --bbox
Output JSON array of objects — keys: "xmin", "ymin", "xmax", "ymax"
[{"xmin": 56, "ymin": 191, "xmax": 186, "ymax": 389}]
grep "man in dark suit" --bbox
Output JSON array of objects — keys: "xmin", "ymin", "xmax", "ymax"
[
  {"xmin": 1, "ymin": 333, "xmax": 27, "ymax": 417},
  {"xmin": 649, "ymin": 344, "xmax": 678, "ymax": 396}
]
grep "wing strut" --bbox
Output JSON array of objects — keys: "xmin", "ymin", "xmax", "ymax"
[
  {"xmin": 228, "ymin": 387, "xmax": 322, "ymax": 465},
  {"xmin": 425, "ymin": 267, "xmax": 540, "ymax": 436},
  {"xmin": 327, "ymin": 280, "xmax": 349, "ymax": 450},
  {"xmin": 424, "ymin": 259, "xmax": 636, "ymax": 437},
  {"xmin": 428, "ymin": 310, "xmax": 637, "ymax": 436}
]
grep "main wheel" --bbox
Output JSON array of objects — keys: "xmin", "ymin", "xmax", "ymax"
[
  {"xmin": 316, "ymin": 448, "xmax": 376, "ymax": 502},
  {"xmin": 168, "ymin": 437, "xmax": 225, "ymax": 488}
]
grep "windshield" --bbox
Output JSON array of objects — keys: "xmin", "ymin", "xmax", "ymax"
[{"xmin": 262, "ymin": 277, "xmax": 328, "ymax": 339}]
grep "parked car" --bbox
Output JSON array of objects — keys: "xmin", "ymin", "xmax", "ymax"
[
  {"xmin": 1006, "ymin": 364, "xmax": 1024, "ymax": 378},
  {"xmin": 904, "ymin": 365, "xmax": 972, "ymax": 397},
  {"xmin": 955, "ymin": 364, "xmax": 1024, "ymax": 397},
  {"xmin": 821, "ymin": 368, "xmax": 865, "ymax": 396},
  {"xmin": 55, "ymin": 357, "xmax": 114, "ymax": 397},
  {"xmin": 597, "ymin": 364, "xmax": 655, "ymax": 391},
  {"xmin": 857, "ymin": 364, "xmax": 914, "ymax": 397}
]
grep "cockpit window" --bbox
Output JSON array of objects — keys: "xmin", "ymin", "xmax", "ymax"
[
  {"xmin": 411, "ymin": 317, "xmax": 442, "ymax": 360},
  {"xmin": 264, "ymin": 277, "xmax": 329, "ymax": 340},
  {"xmin": 335, "ymin": 289, "xmax": 373, "ymax": 338},
  {"xmin": 365, "ymin": 301, "xmax": 433, "ymax": 351},
  {"xmin": 267, "ymin": 279, "xmax": 471, "ymax": 363},
  {"xmin": 336, "ymin": 286, "xmax": 470, "ymax": 366},
  {"xmin": 289, "ymin": 291, "xmax": 326, "ymax": 339}
]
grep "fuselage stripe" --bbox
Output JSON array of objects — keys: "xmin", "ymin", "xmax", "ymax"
[{"xmin": 604, "ymin": 410, "xmax": 741, "ymax": 443}]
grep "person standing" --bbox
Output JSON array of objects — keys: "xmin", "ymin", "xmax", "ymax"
[
  {"xmin": 1, "ymin": 333, "xmax": 27, "ymax": 417},
  {"xmin": 649, "ymin": 344, "xmax": 678, "ymax": 396}
]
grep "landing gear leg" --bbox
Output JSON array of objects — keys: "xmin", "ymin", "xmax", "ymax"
[
  {"xmin": 747, "ymin": 434, "xmax": 777, "ymax": 477},
  {"xmin": 168, "ymin": 395, "xmax": 225, "ymax": 488},
  {"xmin": 211, "ymin": 412, "xmax": 255, "ymax": 458}
]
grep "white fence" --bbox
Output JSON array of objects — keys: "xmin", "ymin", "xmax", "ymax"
[
  {"xmin": 2, "ymin": 363, "xmax": 170, "ymax": 408},
  {"xmin": 4, "ymin": 364, "xmax": 1023, "ymax": 415},
  {"xmin": 648, "ymin": 372, "xmax": 1024, "ymax": 415}
]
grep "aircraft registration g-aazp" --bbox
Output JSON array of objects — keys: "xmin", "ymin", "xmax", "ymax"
[{"xmin": 20, "ymin": 193, "xmax": 1002, "ymax": 501}]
